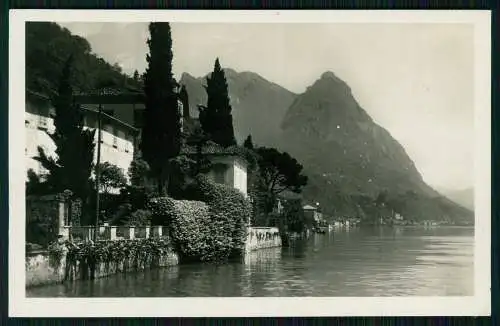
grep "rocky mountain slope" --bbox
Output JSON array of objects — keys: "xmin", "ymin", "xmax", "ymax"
[
  {"xmin": 180, "ymin": 69, "xmax": 473, "ymax": 222},
  {"xmin": 179, "ymin": 69, "xmax": 297, "ymax": 147},
  {"xmin": 277, "ymin": 72, "xmax": 473, "ymax": 222}
]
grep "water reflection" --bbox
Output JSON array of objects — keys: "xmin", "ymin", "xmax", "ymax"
[{"xmin": 27, "ymin": 227, "xmax": 474, "ymax": 297}]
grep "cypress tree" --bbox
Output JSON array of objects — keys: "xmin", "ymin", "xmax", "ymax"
[
  {"xmin": 199, "ymin": 58, "xmax": 236, "ymax": 147},
  {"xmin": 133, "ymin": 70, "xmax": 140, "ymax": 82},
  {"xmin": 141, "ymin": 22, "xmax": 181, "ymax": 196},
  {"xmin": 34, "ymin": 55, "xmax": 96, "ymax": 210},
  {"xmin": 243, "ymin": 135, "xmax": 254, "ymax": 150}
]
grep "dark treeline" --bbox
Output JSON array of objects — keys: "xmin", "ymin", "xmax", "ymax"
[{"xmin": 26, "ymin": 22, "xmax": 141, "ymax": 96}]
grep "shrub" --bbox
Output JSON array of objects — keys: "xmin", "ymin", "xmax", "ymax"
[
  {"xmin": 109, "ymin": 203, "xmax": 133, "ymax": 226},
  {"xmin": 127, "ymin": 209, "xmax": 152, "ymax": 226},
  {"xmin": 148, "ymin": 175, "xmax": 251, "ymax": 263},
  {"xmin": 65, "ymin": 237, "xmax": 172, "ymax": 267}
]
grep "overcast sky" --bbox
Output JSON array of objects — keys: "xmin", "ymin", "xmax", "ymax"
[{"xmin": 58, "ymin": 22, "xmax": 474, "ymax": 191}]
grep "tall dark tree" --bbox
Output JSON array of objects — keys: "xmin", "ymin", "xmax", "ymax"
[
  {"xmin": 133, "ymin": 69, "xmax": 140, "ymax": 82},
  {"xmin": 34, "ymin": 55, "xmax": 96, "ymax": 206},
  {"xmin": 199, "ymin": 58, "xmax": 236, "ymax": 147},
  {"xmin": 243, "ymin": 135, "xmax": 254, "ymax": 150},
  {"xmin": 254, "ymin": 147, "xmax": 308, "ymax": 216},
  {"xmin": 186, "ymin": 125, "xmax": 212, "ymax": 176},
  {"xmin": 179, "ymin": 84, "xmax": 190, "ymax": 119},
  {"xmin": 34, "ymin": 56, "xmax": 95, "ymax": 227},
  {"xmin": 141, "ymin": 22, "xmax": 181, "ymax": 195}
]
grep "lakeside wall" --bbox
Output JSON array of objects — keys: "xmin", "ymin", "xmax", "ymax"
[
  {"xmin": 26, "ymin": 226, "xmax": 283, "ymax": 287},
  {"xmin": 245, "ymin": 227, "xmax": 282, "ymax": 251},
  {"xmin": 26, "ymin": 245, "xmax": 179, "ymax": 288}
]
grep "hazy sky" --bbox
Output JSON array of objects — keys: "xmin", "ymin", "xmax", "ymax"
[{"xmin": 58, "ymin": 22, "xmax": 474, "ymax": 191}]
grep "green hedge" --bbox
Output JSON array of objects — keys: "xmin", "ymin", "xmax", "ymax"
[{"xmin": 149, "ymin": 175, "xmax": 251, "ymax": 263}]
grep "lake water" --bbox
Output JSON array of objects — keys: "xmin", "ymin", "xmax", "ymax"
[{"xmin": 27, "ymin": 226, "xmax": 474, "ymax": 297}]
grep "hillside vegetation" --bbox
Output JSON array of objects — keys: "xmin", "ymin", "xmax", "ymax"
[{"xmin": 26, "ymin": 22, "xmax": 140, "ymax": 96}]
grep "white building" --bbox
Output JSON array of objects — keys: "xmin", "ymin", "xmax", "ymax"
[
  {"xmin": 181, "ymin": 143, "xmax": 249, "ymax": 197},
  {"xmin": 25, "ymin": 89, "xmax": 139, "ymax": 182}
]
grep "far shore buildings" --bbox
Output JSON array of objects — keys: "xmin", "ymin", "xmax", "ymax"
[
  {"xmin": 303, "ymin": 204, "xmax": 323, "ymax": 224},
  {"xmin": 25, "ymin": 83, "xmax": 249, "ymax": 197}
]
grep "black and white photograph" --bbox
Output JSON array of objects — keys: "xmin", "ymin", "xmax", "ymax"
[{"xmin": 9, "ymin": 10, "xmax": 491, "ymax": 317}]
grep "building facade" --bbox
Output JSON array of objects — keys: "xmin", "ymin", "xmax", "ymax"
[
  {"xmin": 25, "ymin": 90, "xmax": 139, "ymax": 182},
  {"xmin": 207, "ymin": 155, "xmax": 248, "ymax": 197}
]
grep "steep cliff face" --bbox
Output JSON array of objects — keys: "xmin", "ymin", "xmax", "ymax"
[
  {"xmin": 280, "ymin": 71, "xmax": 434, "ymax": 197},
  {"xmin": 278, "ymin": 72, "xmax": 472, "ymax": 221},
  {"xmin": 180, "ymin": 69, "xmax": 297, "ymax": 147}
]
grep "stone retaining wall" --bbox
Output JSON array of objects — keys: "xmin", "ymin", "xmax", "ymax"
[
  {"xmin": 26, "ymin": 248, "xmax": 178, "ymax": 288},
  {"xmin": 245, "ymin": 227, "xmax": 282, "ymax": 251},
  {"xmin": 26, "ymin": 226, "xmax": 281, "ymax": 287}
]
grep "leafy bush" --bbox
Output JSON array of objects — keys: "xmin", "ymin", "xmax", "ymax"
[
  {"xmin": 65, "ymin": 237, "xmax": 172, "ymax": 265},
  {"xmin": 148, "ymin": 175, "xmax": 251, "ymax": 263},
  {"xmin": 127, "ymin": 209, "xmax": 152, "ymax": 226},
  {"xmin": 120, "ymin": 185, "xmax": 157, "ymax": 210},
  {"xmin": 109, "ymin": 203, "xmax": 133, "ymax": 226}
]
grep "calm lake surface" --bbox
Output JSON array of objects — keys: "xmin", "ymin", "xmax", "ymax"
[{"xmin": 27, "ymin": 226, "xmax": 474, "ymax": 297}]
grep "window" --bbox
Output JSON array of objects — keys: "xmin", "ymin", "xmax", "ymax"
[
  {"xmin": 123, "ymin": 133, "xmax": 131, "ymax": 153},
  {"xmin": 103, "ymin": 124, "xmax": 113, "ymax": 144},
  {"xmin": 125, "ymin": 136, "xmax": 130, "ymax": 153},
  {"xmin": 38, "ymin": 115, "xmax": 48, "ymax": 130}
]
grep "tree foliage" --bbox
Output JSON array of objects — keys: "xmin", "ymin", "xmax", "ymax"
[
  {"xmin": 97, "ymin": 162, "xmax": 127, "ymax": 194},
  {"xmin": 128, "ymin": 158, "xmax": 151, "ymax": 188},
  {"xmin": 246, "ymin": 147, "xmax": 308, "ymax": 225},
  {"xmin": 185, "ymin": 124, "xmax": 212, "ymax": 176},
  {"xmin": 199, "ymin": 58, "xmax": 236, "ymax": 147},
  {"xmin": 33, "ymin": 55, "xmax": 96, "ymax": 204},
  {"xmin": 282, "ymin": 199, "xmax": 308, "ymax": 233},
  {"xmin": 26, "ymin": 169, "xmax": 47, "ymax": 195},
  {"xmin": 26, "ymin": 22, "xmax": 140, "ymax": 96},
  {"xmin": 255, "ymin": 147, "xmax": 308, "ymax": 196},
  {"xmin": 140, "ymin": 22, "xmax": 182, "ymax": 196}
]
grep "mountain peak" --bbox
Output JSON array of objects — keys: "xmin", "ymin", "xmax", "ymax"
[
  {"xmin": 317, "ymin": 71, "xmax": 349, "ymax": 88},
  {"xmin": 321, "ymin": 71, "xmax": 339, "ymax": 80}
]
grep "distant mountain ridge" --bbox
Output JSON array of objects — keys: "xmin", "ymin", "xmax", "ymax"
[
  {"xmin": 180, "ymin": 68, "xmax": 473, "ymax": 222},
  {"xmin": 180, "ymin": 69, "xmax": 297, "ymax": 147},
  {"xmin": 277, "ymin": 71, "xmax": 472, "ymax": 221},
  {"xmin": 437, "ymin": 187, "xmax": 474, "ymax": 210}
]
